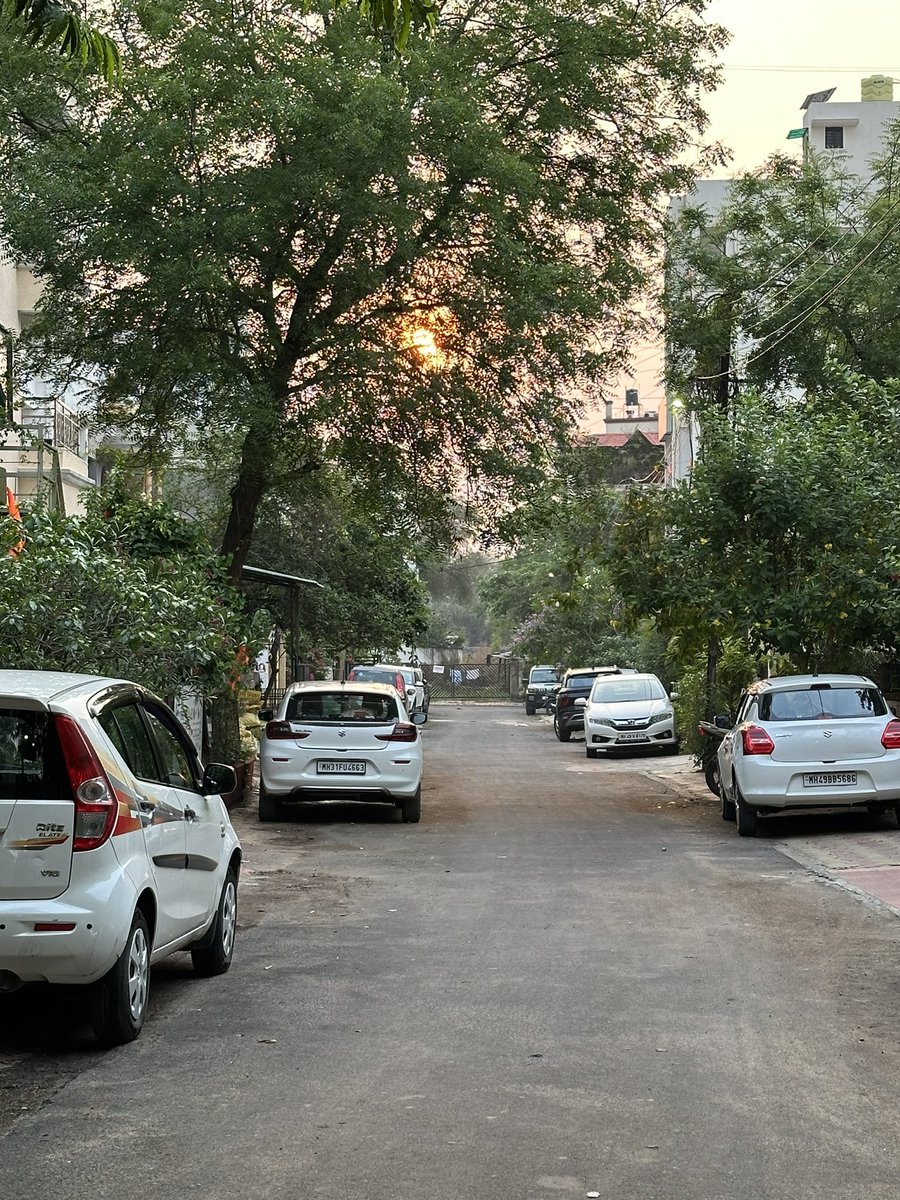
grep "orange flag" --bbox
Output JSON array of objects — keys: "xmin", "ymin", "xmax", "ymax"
[{"xmin": 6, "ymin": 488, "xmax": 23, "ymax": 556}]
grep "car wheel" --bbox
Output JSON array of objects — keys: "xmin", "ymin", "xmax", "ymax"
[
  {"xmin": 705, "ymin": 757, "xmax": 721, "ymax": 797},
  {"xmin": 735, "ymin": 784, "xmax": 759, "ymax": 837},
  {"xmin": 586, "ymin": 747, "xmax": 598, "ymax": 759},
  {"xmin": 90, "ymin": 909, "xmax": 151, "ymax": 1047},
  {"xmin": 719, "ymin": 777, "xmax": 736, "ymax": 822},
  {"xmin": 554, "ymin": 718, "xmax": 571, "ymax": 743},
  {"xmin": 191, "ymin": 867, "xmax": 238, "ymax": 977},
  {"xmin": 525, "ymin": 703, "xmax": 535, "ymax": 716},
  {"xmin": 258, "ymin": 780, "xmax": 282, "ymax": 822},
  {"xmin": 400, "ymin": 787, "xmax": 421, "ymax": 824},
  {"xmin": 894, "ymin": 804, "xmax": 900, "ymax": 830}
]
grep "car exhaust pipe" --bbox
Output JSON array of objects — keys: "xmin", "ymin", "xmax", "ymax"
[{"xmin": 0, "ymin": 970, "xmax": 23, "ymax": 993}]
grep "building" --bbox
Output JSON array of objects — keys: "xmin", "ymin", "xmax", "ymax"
[
  {"xmin": 663, "ymin": 75, "xmax": 900, "ymax": 485},
  {"xmin": 0, "ymin": 251, "xmax": 100, "ymax": 514},
  {"xmin": 802, "ymin": 76, "xmax": 900, "ymax": 178}
]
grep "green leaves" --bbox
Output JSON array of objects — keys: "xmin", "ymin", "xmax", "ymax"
[
  {"xmin": 0, "ymin": 488, "xmax": 245, "ymax": 697},
  {"xmin": 1, "ymin": 0, "xmax": 120, "ymax": 81}
]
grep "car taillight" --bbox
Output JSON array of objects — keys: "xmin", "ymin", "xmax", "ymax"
[
  {"xmin": 266, "ymin": 721, "xmax": 310, "ymax": 740},
  {"xmin": 741, "ymin": 724, "xmax": 775, "ymax": 756},
  {"xmin": 881, "ymin": 719, "xmax": 900, "ymax": 748},
  {"xmin": 375, "ymin": 723, "xmax": 418, "ymax": 743},
  {"xmin": 55, "ymin": 715, "xmax": 118, "ymax": 851}
]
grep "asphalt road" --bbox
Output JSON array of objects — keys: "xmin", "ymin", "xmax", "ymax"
[{"xmin": 3, "ymin": 704, "xmax": 900, "ymax": 1199}]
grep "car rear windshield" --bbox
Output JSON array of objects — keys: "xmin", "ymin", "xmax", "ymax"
[
  {"xmin": 348, "ymin": 668, "xmax": 397, "ymax": 687},
  {"xmin": 592, "ymin": 678, "xmax": 666, "ymax": 703},
  {"xmin": 0, "ymin": 709, "xmax": 70, "ymax": 799},
  {"xmin": 285, "ymin": 692, "xmax": 400, "ymax": 722},
  {"xmin": 530, "ymin": 669, "xmax": 557, "ymax": 684},
  {"xmin": 760, "ymin": 687, "xmax": 887, "ymax": 722}
]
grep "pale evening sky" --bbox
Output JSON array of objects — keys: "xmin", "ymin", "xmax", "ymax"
[{"xmin": 582, "ymin": 0, "xmax": 900, "ymax": 430}]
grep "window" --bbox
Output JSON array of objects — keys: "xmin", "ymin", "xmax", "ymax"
[
  {"xmin": 0, "ymin": 709, "xmax": 68, "ymax": 799},
  {"xmin": 591, "ymin": 677, "xmax": 666, "ymax": 704},
  {"xmin": 99, "ymin": 704, "xmax": 160, "ymax": 782},
  {"xmin": 824, "ymin": 126, "xmax": 844, "ymax": 149},
  {"xmin": 286, "ymin": 691, "xmax": 399, "ymax": 722},
  {"xmin": 529, "ymin": 668, "xmax": 558, "ymax": 684},
  {"xmin": 143, "ymin": 708, "xmax": 198, "ymax": 790},
  {"xmin": 760, "ymin": 687, "xmax": 886, "ymax": 722}
]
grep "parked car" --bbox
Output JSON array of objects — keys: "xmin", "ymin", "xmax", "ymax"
[
  {"xmin": 525, "ymin": 665, "xmax": 559, "ymax": 715},
  {"xmin": 346, "ymin": 663, "xmax": 413, "ymax": 708},
  {"xmin": 0, "ymin": 670, "xmax": 241, "ymax": 1046},
  {"xmin": 553, "ymin": 666, "xmax": 633, "ymax": 742},
  {"xmin": 717, "ymin": 674, "xmax": 900, "ymax": 837},
  {"xmin": 410, "ymin": 666, "xmax": 430, "ymax": 714},
  {"xmin": 583, "ymin": 672, "xmax": 678, "ymax": 757},
  {"xmin": 396, "ymin": 665, "xmax": 426, "ymax": 713},
  {"xmin": 258, "ymin": 681, "xmax": 427, "ymax": 823}
]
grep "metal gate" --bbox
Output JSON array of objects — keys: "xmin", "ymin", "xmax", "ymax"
[{"xmin": 423, "ymin": 659, "xmax": 521, "ymax": 702}]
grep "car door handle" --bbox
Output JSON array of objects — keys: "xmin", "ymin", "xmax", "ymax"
[{"xmin": 184, "ymin": 806, "xmax": 197, "ymax": 822}]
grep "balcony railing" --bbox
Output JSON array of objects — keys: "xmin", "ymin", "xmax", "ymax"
[{"xmin": 20, "ymin": 398, "xmax": 84, "ymax": 456}]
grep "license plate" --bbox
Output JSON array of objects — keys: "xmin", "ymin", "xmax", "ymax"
[
  {"xmin": 316, "ymin": 760, "xmax": 366, "ymax": 775},
  {"xmin": 803, "ymin": 772, "xmax": 858, "ymax": 787},
  {"xmin": 617, "ymin": 732, "xmax": 648, "ymax": 742}
]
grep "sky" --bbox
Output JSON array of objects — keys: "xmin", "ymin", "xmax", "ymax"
[{"xmin": 582, "ymin": 0, "xmax": 900, "ymax": 431}]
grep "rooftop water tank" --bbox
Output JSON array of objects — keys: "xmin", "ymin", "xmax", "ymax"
[{"xmin": 861, "ymin": 75, "xmax": 894, "ymax": 101}]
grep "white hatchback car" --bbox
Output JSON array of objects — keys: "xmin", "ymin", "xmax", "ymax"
[
  {"xmin": 717, "ymin": 674, "xmax": 900, "ymax": 837},
  {"xmin": 0, "ymin": 670, "xmax": 241, "ymax": 1046},
  {"xmin": 258, "ymin": 681, "xmax": 426, "ymax": 823},
  {"xmin": 582, "ymin": 672, "xmax": 678, "ymax": 757}
]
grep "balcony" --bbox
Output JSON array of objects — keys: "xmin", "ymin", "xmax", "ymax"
[{"xmin": 20, "ymin": 398, "xmax": 84, "ymax": 456}]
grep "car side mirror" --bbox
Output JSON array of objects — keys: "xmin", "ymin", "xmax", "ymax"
[
  {"xmin": 202, "ymin": 762, "xmax": 237, "ymax": 795},
  {"xmin": 713, "ymin": 713, "xmax": 731, "ymax": 730},
  {"xmin": 258, "ymin": 708, "xmax": 274, "ymax": 722},
  {"xmin": 412, "ymin": 711, "xmax": 427, "ymax": 725},
  {"xmin": 574, "ymin": 697, "xmax": 587, "ymax": 707}
]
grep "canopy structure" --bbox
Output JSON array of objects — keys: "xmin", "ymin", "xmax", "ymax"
[{"xmin": 240, "ymin": 564, "xmax": 325, "ymax": 686}]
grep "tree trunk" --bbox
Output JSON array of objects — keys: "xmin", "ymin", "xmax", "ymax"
[
  {"xmin": 209, "ymin": 687, "xmax": 241, "ymax": 766},
  {"xmin": 221, "ymin": 427, "xmax": 271, "ymax": 581}
]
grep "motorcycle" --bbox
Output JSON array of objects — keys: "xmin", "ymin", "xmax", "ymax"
[{"xmin": 696, "ymin": 719, "xmax": 727, "ymax": 796}]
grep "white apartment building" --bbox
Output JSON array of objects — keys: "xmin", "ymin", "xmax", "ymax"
[
  {"xmin": 0, "ymin": 251, "xmax": 99, "ymax": 514},
  {"xmin": 664, "ymin": 76, "xmax": 900, "ymax": 485}
]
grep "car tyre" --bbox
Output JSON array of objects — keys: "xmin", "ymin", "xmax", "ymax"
[
  {"xmin": 719, "ymin": 777, "xmax": 736, "ymax": 822},
  {"xmin": 586, "ymin": 747, "xmax": 598, "ymax": 759},
  {"xmin": 554, "ymin": 717, "xmax": 571, "ymax": 743},
  {"xmin": 90, "ymin": 909, "xmax": 150, "ymax": 1047},
  {"xmin": 735, "ymin": 784, "xmax": 759, "ymax": 837},
  {"xmin": 191, "ymin": 867, "xmax": 238, "ymax": 977},
  {"xmin": 400, "ymin": 787, "xmax": 421, "ymax": 824},
  {"xmin": 894, "ymin": 803, "xmax": 900, "ymax": 830},
  {"xmin": 525, "ymin": 703, "xmax": 535, "ymax": 716},
  {"xmin": 258, "ymin": 780, "xmax": 282, "ymax": 822}
]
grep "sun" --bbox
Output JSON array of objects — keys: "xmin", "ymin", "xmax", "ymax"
[{"xmin": 409, "ymin": 328, "xmax": 439, "ymax": 362}]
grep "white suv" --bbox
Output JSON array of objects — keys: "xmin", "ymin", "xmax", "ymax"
[{"xmin": 0, "ymin": 671, "xmax": 242, "ymax": 1046}]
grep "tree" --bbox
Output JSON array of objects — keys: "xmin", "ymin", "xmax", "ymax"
[
  {"xmin": 0, "ymin": 0, "xmax": 726, "ymax": 576},
  {"xmin": 0, "ymin": 483, "xmax": 247, "ymax": 698},
  {"xmin": 2, "ymin": 0, "xmax": 120, "ymax": 80},
  {"xmin": 664, "ymin": 140, "xmax": 900, "ymax": 404},
  {"xmin": 245, "ymin": 468, "xmax": 431, "ymax": 659},
  {"xmin": 608, "ymin": 387, "xmax": 900, "ymax": 673}
]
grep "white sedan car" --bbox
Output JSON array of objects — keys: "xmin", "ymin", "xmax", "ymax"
[
  {"xmin": 0, "ymin": 670, "xmax": 241, "ymax": 1046},
  {"xmin": 258, "ymin": 681, "xmax": 426, "ymax": 823},
  {"xmin": 717, "ymin": 674, "xmax": 900, "ymax": 837},
  {"xmin": 582, "ymin": 672, "xmax": 678, "ymax": 757}
]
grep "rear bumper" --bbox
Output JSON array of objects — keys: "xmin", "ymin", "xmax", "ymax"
[
  {"xmin": 738, "ymin": 757, "xmax": 900, "ymax": 809},
  {"xmin": 557, "ymin": 708, "xmax": 586, "ymax": 733},
  {"xmin": 0, "ymin": 893, "xmax": 133, "ymax": 985},
  {"xmin": 261, "ymin": 758, "xmax": 421, "ymax": 802}
]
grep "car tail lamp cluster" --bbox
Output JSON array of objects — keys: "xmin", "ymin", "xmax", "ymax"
[
  {"xmin": 881, "ymin": 719, "xmax": 900, "ymax": 748},
  {"xmin": 741, "ymin": 724, "xmax": 775, "ymax": 756},
  {"xmin": 54, "ymin": 715, "xmax": 118, "ymax": 851},
  {"xmin": 375, "ymin": 723, "xmax": 418, "ymax": 743},
  {"xmin": 266, "ymin": 721, "xmax": 310, "ymax": 740}
]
